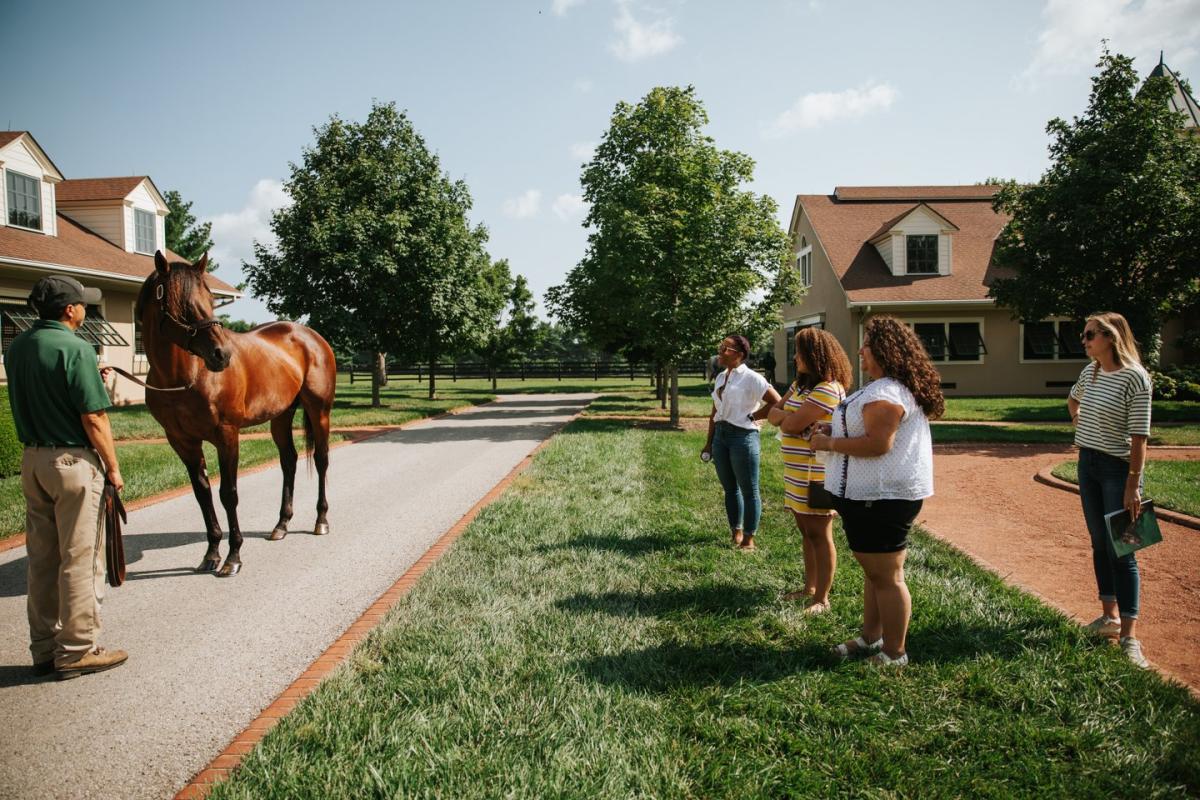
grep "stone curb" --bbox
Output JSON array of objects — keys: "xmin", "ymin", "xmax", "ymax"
[
  {"xmin": 172, "ymin": 403, "xmax": 587, "ymax": 799},
  {"xmin": 1034, "ymin": 465, "xmax": 1200, "ymax": 532}
]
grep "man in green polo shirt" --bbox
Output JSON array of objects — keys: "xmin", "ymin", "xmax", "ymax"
[{"xmin": 6, "ymin": 275, "xmax": 127, "ymax": 680}]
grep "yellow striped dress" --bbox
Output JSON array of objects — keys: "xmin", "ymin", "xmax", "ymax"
[{"xmin": 781, "ymin": 380, "xmax": 845, "ymax": 516}]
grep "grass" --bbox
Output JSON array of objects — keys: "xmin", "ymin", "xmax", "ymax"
[
  {"xmin": 942, "ymin": 397, "xmax": 1200, "ymax": 423},
  {"xmin": 210, "ymin": 421, "xmax": 1199, "ymax": 799},
  {"xmin": 931, "ymin": 423, "xmax": 1200, "ymax": 446},
  {"xmin": 1052, "ymin": 460, "xmax": 1200, "ymax": 519},
  {"xmin": 0, "ymin": 436, "xmax": 345, "ymax": 541}
]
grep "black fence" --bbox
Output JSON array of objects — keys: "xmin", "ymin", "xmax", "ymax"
[{"xmin": 344, "ymin": 360, "xmax": 710, "ymax": 383}]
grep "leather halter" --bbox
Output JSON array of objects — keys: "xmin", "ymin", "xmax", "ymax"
[{"xmin": 154, "ymin": 279, "xmax": 223, "ymax": 357}]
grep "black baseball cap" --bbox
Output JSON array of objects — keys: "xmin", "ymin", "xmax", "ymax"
[{"xmin": 28, "ymin": 275, "xmax": 102, "ymax": 316}]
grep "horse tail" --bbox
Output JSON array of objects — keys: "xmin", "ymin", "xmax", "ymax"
[{"xmin": 301, "ymin": 404, "xmax": 315, "ymax": 475}]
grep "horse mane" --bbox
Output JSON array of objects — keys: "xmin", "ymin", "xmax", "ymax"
[{"xmin": 136, "ymin": 258, "xmax": 210, "ymax": 321}]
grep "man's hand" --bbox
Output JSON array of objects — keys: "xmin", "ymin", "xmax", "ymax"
[
  {"xmin": 98, "ymin": 363, "xmax": 113, "ymax": 381},
  {"xmin": 106, "ymin": 467, "xmax": 124, "ymax": 493}
]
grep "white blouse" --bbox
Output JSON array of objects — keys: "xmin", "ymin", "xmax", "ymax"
[
  {"xmin": 712, "ymin": 364, "xmax": 770, "ymax": 430},
  {"xmin": 826, "ymin": 377, "xmax": 933, "ymax": 501}
]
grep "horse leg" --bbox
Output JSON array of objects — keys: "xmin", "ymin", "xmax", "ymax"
[
  {"xmin": 269, "ymin": 408, "xmax": 298, "ymax": 541},
  {"xmin": 302, "ymin": 399, "xmax": 333, "ymax": 536},
  {"xmin": 214, "ymin": 428, "xmax": 244, "ymax": 577},
  {"xmin": 170, "ymin": 438, "xmax": 223, "ymax": 573}
]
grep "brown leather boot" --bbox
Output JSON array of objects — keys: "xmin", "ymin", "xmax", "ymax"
[{"xmin": 57, "ymin": 647, "xmax": 128, "ymax": 680}]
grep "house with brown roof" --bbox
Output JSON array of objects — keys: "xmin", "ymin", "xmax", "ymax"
[
  {"xmin": 774, "ymin": 60, "xmax": 1199, "ymax": 395},
  {"xmin": 0, "ymin": 131, "xmax": 239, "ymax": 403},
  {"xmin": 773, "ymin": 184, "xmax": 1190, "ymax": 395}
]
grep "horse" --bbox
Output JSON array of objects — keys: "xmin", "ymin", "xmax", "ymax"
[{"xmin": 136, "ymin": 251, "xmax": 337, "ymax": 577}]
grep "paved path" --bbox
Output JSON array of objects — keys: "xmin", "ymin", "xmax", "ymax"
[
  {"xmin": 0, "ymin": 394, "xmax": 594, "ymax": 800},
  {"xmin": 919, "ymin": 444, "xmax": 1200, "ymax": 692}
]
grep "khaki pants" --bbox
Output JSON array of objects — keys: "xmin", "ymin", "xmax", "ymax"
[{"xmin": 22, "ymin": 446, "xmax": 106, "ymax": 667}]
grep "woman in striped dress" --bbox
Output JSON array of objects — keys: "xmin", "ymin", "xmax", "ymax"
[
  {"xmin": 767, "ymin": 328, "xmax": 852, "ymax": 614},
  {"xmin": 1068, "ymin": 312, "xmax": 1153, "ymax": 668}
]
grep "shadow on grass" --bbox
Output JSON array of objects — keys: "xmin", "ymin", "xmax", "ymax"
[
  {"xmin": 536, "ymin": 532, "xmax": 689, "ymax": 557},
  {"xmin": 556, "ymin": 583, "xmax": 773, "ymax": 618}
]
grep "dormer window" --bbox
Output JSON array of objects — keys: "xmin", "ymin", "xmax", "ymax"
[
  {"xmin": 134, "ymin": 208, "xmax": 156, "ymax": 253},
  {"xmin": 6, "ymin": 171, "xmax": 42, "ymax": 231},
  {"xmin": 906, "ymin": 235, "xmax": 938, "ymax": 274}
]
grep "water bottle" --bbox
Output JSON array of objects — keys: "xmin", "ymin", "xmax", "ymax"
[{"xmin": 701, "ymin": 451, "xmax": 712, "ymax": 464}]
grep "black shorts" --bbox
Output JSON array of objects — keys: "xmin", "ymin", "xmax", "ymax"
[{"xmin": 831, "ymin": 497, "xmax": 924, "ymax": 553}]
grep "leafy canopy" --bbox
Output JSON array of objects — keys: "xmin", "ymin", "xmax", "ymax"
[
  {"xmin": 989, "ymin": 48, "xmax": 1200, "ymax": 355},
  {"xmin": 549, "ymin": 86, "xmax": 799, "ymax": 376},
  {"xmin": 164, "ymin": 190, "xmax": 217, "ymax": 271},
  {"xmin": 243, "ymin": 101, "xmax": 496, "ymax": 377}
]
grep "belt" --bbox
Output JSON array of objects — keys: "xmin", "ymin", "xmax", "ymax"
[{"xmin": 24, "ymin": 443, "xmax": 90, "ymax": 449}]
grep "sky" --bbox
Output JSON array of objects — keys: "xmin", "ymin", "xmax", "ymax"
[{"xmin": 4, "ymin": 0, "xmax": 1198, "ymax": 323}]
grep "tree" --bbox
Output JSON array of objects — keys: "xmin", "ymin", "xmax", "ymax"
[
  {"xmin": 243, "ymin": 101, "xmax": 496, "ymax": 405},
  {"xmin": 164, "ymin": 190, "xmax": 217, "ymax": 271},
  {"xmin": 217, "ymin": 315, "xmax": 255, "ymax": 333},
  {"xmin": 989, "ymin": 48, "xmax": 1200, "ymax": 361},
  {"xmin": 477, "ymin": 260, "xmax": 539, "ymax": 390},
  {"xmin": 548, "ymin": 86, "xmax": 800, "ymax": 425}
]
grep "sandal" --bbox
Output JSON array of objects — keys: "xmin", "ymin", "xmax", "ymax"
[
  {"xmin": 738, "ymin": 535, "xmax": 756, "ymax": 551},
  {"xmin": 802, "ymin": 600, "xmax": 830, "ymax": 616},
  {"xmin": 832, "ymin": 636, "xmax": 882, "ymax": 660},
  {"xmin": 866, "ymin": 651, "xmax": 908, "ymax": 667},
  {"xmin": 731, "ymin": 530, "xmax": 744, "ymax": 546}
]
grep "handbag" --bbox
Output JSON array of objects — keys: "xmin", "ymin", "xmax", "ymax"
[
  {"xmin": 806, "ymin": 387, "xmax": 852, "ymax": 510},
  {"xmin": 103, "ymin": 481, "xmax": 127, "ymax": 587}
]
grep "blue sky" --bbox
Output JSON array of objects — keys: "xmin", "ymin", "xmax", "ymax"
[{"xmin": 4, "ymin": 0, "xmax": 1198, "ymax": 322}]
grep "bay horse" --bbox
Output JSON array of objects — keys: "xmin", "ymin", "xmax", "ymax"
[{"xmin": 136, "ymin": 251, "xmax": 336, "ymax": 577}]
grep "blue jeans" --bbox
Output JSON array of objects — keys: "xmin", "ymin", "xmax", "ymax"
[
  {"xmin": 1078, "ymin": 447, "xmax": 1140, "ymax": 619},
  {"xmin": 712, "ymin": 422, "xmax": 761, "ymax": 536}
]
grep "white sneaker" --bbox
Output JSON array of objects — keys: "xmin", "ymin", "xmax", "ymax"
[
  {"xmin": 1084, "ymin": 616, "xmax": 1121, "ymax": 637},
  {"xmin": 1120, "ymin": 637, "xmax": 1149, "ymax": 668}
]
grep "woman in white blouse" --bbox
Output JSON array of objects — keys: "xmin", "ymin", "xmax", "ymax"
[
  {"xmin": 811, "ymin": 317, "xmax": 944, "ymax": 667},
  {"xmin": 701, "ymin": 335, "xmax": 781, "ymax": 551}
]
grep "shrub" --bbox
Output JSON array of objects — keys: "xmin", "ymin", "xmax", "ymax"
[
  {"xmin": 1151, "ymin": 365, "xmax": 1200, "ymax": 401},
  {"xmin": 0, "ymin": 386, "xmax": 22, "ymax": 478}
]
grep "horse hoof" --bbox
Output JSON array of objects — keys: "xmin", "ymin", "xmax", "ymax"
[
  {"xmin": 313, "ymin": 522, "xmax": 330, "ymax": 536},
  {"xmin": 269, "ymin": 526, "xmax": 288, "ymax": 541},
  {"xmin": 196, "ymin": 559, "xmax": 220, "ymax": 573},
  {"xmin": 216, "ymin": 561, "xmax": 241, "ymax": 578}
]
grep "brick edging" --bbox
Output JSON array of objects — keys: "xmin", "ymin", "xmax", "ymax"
[
  {"xmin": 1033, "ymin": 465, "xmax": 1200, "ymax": 532},
  {"xmin": 172, "ymin": 406, "xmax": 584, "ymax": 799}
]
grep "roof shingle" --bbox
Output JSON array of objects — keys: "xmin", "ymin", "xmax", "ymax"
[
  {"xmin": 0, "ymin": 214, "xmax": 238, "ymax": 295},
  {"xmin": 56, "ymin": 177, "xmax": 149, "ymax": 203},
  {"xmin": 834, "ymin": 185, "xmax": 1000, "ymax": 201}
]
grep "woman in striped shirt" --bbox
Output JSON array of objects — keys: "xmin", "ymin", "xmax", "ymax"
[
  {"xmin": 766, "ymin": 329, "xmax": 852, "ymax": 614},
  {"xmin": 1068, "ymin": 312, "xmax": 1152, "ymax": 668}
]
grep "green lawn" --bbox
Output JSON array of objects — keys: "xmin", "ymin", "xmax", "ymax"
[
  {"xmin": 942, "ymin": 397, "xmax": 1200, "ymax": 422},
  {"xmin": 211, "ymin": 421, "xmax": 1199, "ymax": 799},
  {"xmin": 583, "ymin": 377, "xmax": 712, "ymax": 418},
  {"xmin": 1052, "ymin": 460, "xmax": 1200, "ymax": 518},
  {"xmin": 0, "ymin": 436, "xmax": 345, "ymax": 541},
  {"xmin": 932, "ymin": 423, "xmax": 1200, "ymax": 446}
]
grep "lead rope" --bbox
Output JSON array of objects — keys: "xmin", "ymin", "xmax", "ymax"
[{"xmin": 106, "ymin": 364, "xmax": 192, "ymax": 392}]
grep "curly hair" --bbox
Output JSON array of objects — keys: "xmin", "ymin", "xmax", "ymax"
[
  {"xmin": 793, "ymin": 328, "xmax": 854, "ymax": 391},
  {"xmin": 864, "ymin": 316, "xmax": 945, "ymax": 419}
]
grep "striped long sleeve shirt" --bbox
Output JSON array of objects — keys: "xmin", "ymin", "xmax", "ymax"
[{"xmin": 1069, "ymin": 363, "xmax": 1152, "ymax": 460}]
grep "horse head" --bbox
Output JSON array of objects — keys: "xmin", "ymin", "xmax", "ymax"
[{"xmin": 138, "ymin": 251, "xmax": 233, "ymax": 372}]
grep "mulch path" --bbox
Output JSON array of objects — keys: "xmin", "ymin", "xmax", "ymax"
[{"xmin": 920, "ymin": 444, "xmax": 1200, "ymax": 693}]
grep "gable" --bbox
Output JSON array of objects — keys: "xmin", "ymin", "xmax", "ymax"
[{"xmin": 0, "ymin": 132, "xmax": 65, "ymax": 182}]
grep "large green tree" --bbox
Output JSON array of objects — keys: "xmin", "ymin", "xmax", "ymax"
[
  {"xmin": 548, "ymin": 86, "xmax": 800, "ymax": 425},
  {"xmin": 989, "ymin": 48, "xmax": 1200, "ymax": 360},
  {"xmin": 243, "ymin": 101, "xmax": 496, "ymax": 404},
  {"xmin": 164, "ymin": 189, "xmax": 217, "ymax": 271},
  {"xmin": 476, "ymin": 260, "xmax": 539, "ymax": 390}
]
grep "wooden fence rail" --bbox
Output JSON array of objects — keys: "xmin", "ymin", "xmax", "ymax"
[{"xmin": 343, "ymin": 361, "xmax": 709, "ymax": 383}]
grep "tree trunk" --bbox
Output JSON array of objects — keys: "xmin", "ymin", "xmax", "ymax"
[
  {"xmin": 429, "ymin": 357, "xmax": 438, "ymax": 400},
  {"xmin": 669, "ymin": 363, "xmax": 680, "ymax": 427},
  {"xmin": 491, "ymin": 365, "xmax": 498, "ymax": 392},
  {"xmin": 658, "ymin": 365, "xmax": 667, "ymax": 409},
  {"xmin": 372, "ymin": 351, "xmax": 386, "ymax": 408}
]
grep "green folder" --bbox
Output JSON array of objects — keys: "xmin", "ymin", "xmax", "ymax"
[{"xmin": 1103, "ymin": 500, "xmax": 1163, "ymax": 558}]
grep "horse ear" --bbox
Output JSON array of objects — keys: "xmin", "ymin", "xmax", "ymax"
[
  {"xmin": 154, "ymin": 250, "xmax": 170, "ymax": 274},
  {"xmin": 193, "ymin": 252, "xmax": 209, "ymax": 272}
]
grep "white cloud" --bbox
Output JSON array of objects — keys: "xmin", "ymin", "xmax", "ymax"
[
  {"xmin": 205, "ymin": 178, "xmax": 290, "ymax": 276},
  {"xmin": 569, "ymin": 141, "xmax": 596, "ymax": 161},
  {"xmin": 502, "ymin": 189, "xmax": 542, "ymax": 219},
  {"xmin": 1022, "ymin": 0, "xmax": 1200, "ymax": 84},
  {"xmin": 553, "ymin": 0, "xmax": 585, "ymax": 16},
  {"xmin": 552, "ymin": 193, "xmax": 587, "ymax": 220},
  {"xmin": 763, "ymin": 82, "xmax": 898, "ymax": 138},
  {"xmin": 610, "ymin": 1, "xmax": 682, "ymax": 62}
]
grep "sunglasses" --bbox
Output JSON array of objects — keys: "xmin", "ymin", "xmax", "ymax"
[{"xmin": 1080, "ymin": 329, "xmax": 1109, "ymax": 342}]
